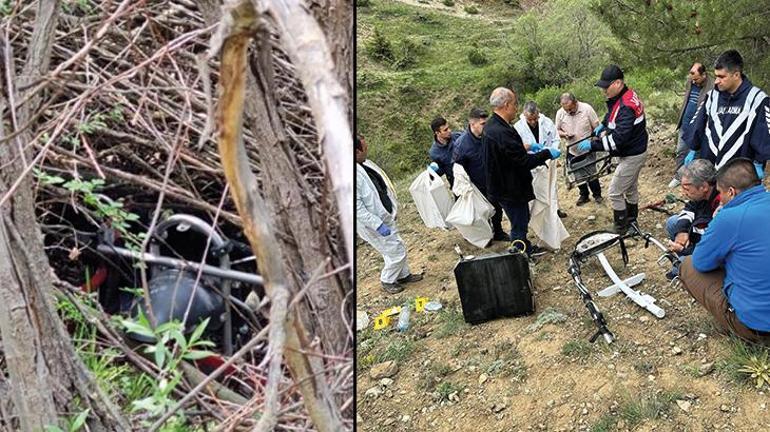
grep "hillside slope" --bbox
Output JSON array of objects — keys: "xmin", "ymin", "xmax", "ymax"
[{"xmin": 356, "ymin": 123, "xmax": 770, "ymax": 431}]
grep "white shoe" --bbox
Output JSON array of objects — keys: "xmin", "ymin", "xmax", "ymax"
[{"xmin": 667, "ymin": 178, "xmax": 680, "ymax": 188}]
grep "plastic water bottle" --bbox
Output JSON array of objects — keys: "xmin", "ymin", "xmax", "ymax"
[{"xmin": 396, "ymin": 306, "xmax": 411, "ymax": 332}]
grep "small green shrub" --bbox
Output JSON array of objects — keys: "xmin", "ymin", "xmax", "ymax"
[
  {"xmin": 464, "ymin": 5, "xmax": 479, "ymax": 14},
  {"xmin": 392, "ymin": 38, "xmax": 420, "ymax": 70},
  {"xmin": 442, "ymin": 0, "xmax": 454, "ymax": 6},
  {"xmin": 467, "ymin": 49, "xmax": 488, "ymax": 66},
  {"xmin": 561, "ymin": 339, "xmax": 593, "ymax": 360},
  {"xmin": 356, "ymin": 0, "xmax": 371, "ymax": 6},
  {"xmin": 618, "ymin": 390, "xmax": 681, "ymax": 429},
  {"xmin": 434, "ymin": 308, "xmax": 468, "ymax": 338},
  {"xmin": 377, "ymin": 338, "xmax": 416, "ymax": 364},
  {"xmin": 435, "ymin": 381, "xmax": 463, "ymax": 401},
  {"xmin": 719, "ymin": 337, "xmax": 770, "ymax": 389},
  {"xmin": 366, "ymin": 28, "xmax": 394, "ymax": 63}
]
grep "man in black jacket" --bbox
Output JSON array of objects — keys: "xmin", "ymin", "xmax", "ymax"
[
  {"xmin": 482, "ymin": 87, "xmax": 562, "ymax": 256},
  {"xmin": 578, "ymin": 65, "xmax": 648, "ymax": 233},
  {"xmin": 664, "ymin": 159, "xmax": 720, "ymax": 280}
]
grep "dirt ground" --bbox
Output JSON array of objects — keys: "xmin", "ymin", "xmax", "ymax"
[{"xmin": 355, "ymin": 122, "xmax": 770, "ymax": 431}]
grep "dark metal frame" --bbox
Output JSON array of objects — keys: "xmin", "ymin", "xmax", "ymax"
[
  {"xmin": 563, "ymin": 136, "xmax": 615, "ymax": 190},
  {"xmin": 567, "ymin": 222, "xmax": 681, "ymax": 344}
]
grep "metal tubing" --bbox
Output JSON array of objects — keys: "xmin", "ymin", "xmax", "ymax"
[{"xmin": 96, "ymin": 244, "xmax": 264, "ymax": 286}]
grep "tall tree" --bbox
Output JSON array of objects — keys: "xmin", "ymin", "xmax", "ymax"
[
  {"xmin": 594, "ymin": 0, "xmax": 770, "ymax": 84},
  {"xmin": 0, "ymin": 1, "xmax": 128, "ymax": 430}
]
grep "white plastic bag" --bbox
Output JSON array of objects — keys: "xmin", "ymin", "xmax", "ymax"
[
  {"xmin": 529, "ymin": 161, "xmax": 569, "ymax": 250},
  {"xmin": 445, "ymin": 165, "xmax": 495, "ymax": 248},
  {"xmin": 409, "ymin": 169, "xmax": 454, "ymax": 229}
]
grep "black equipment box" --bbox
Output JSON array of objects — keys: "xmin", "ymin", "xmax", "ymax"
[{"xmin": 453, "ymin": 252, "xmax": 535, "ymax": 325}]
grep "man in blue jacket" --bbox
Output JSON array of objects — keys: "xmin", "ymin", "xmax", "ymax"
[
  {"xmin": 578, "ymin": 65, "xmax": 648, "ymax": 233},
  {"xmin": 452, "ymin": 108, "xmax": 508, "ymax": 241},
  {"xmin": 679, "ymin": 158, "xmax": 770, "ymax": 343},
  {"xmin": 683, "ymin": 50, "xmax": 770, "ymax": 177},
  {"xmin": 429, "ymin": 116, "xmax": 462, "ymax": 188}
]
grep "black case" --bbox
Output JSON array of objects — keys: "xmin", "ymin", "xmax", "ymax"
[{"xmin": 453, "ymin": 252, "xmax": 535, "ymax": 325}]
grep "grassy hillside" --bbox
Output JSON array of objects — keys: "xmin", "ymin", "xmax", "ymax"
[{"xmin": 357, "ymin": 0, "xmax": 683, "ymax": 179}]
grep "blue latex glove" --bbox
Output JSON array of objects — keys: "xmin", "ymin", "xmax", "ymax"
[
  {"xmin": 376, "ymin": 223, "xmax": 391, "ymax": 236},
  {"xmin": 428, "ymin": 162, "xmax": 439, "ymax": 172},
  {"xmin": 577, "ymin": 139, "xmax": 592, "ymax": 153},
  {"xmin": 593, "ymin": 124, "xmax": 605, "ymax": 136},
  {"xmin": 547, "ymin": 148, "xmax": 561, "ymax": 159},
  {"xmin": 530, "ymin": 142, "xmax": 544, "ymax": 152},
  {"xmin": 684, "ymin": 150, "xmax": 696, "ymax": 165},
  {"xmin": 754, "ymin": 162, "xmax": 765, "ymax": 179}
]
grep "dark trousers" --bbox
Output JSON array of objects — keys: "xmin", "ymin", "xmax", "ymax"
[
  {"xmin": 480, "ymin": 187, "xmax": 505, "ymax": 235},
  {"xmin": 490, "ymin": 199, "xmax": 504, "ymax": 235},
  {"xmin": 578, "ymin": 180, "xmax": 602, "ymax": 199},
  {"xmin": 499, "ymin": 200, "xmax": 531, "ymax": 250}
]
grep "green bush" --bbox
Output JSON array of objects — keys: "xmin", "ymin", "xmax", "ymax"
[
  {"xmin": 366, "ymin": 28, "xmax": 394, "ymax": 63},
  {"xmin": 464, "ymin": 5, "xmax": 479, "ymax": 14},
  {"xmin": 467, "ymin": 48, "xmax": 488, "ymax": 66},
  {"xmin": 356, "ymin": 0, "xmax": 371, "ymax": 6},
  {"xmin": 442, "ymin": 0, "xmax": 455, "ymax": 6},
  {"xmin": 392, "ymin": 38, "xmax": 421, "ymax": 70}
]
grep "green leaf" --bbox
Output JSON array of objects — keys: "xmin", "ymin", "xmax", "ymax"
[
  {"xmin": 69, "ymin": 409, "xmax": 90, "ymax": 432},
  {"xmin": 170, "ymin": 330, "xmax": 187, "ymax": 351},
  {"xmin": 120, "ymin": 319, "xmax": 155, "ymax": 340},
  {"xmin": 189, "ymin": 318, "xmax": 210, "ymax": 346},
  {"xmin": 154, "ymin": 343, "xmax": 167, "ymax": 369}
]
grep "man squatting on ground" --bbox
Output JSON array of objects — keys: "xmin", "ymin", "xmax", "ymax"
[
  {"xmin": 356, "ymin": 135, "xmax": 423, "ymax": 294},
  {"xmin": 680, "ymin": 158, "xmax": 770, "ymax": 344},
  {"xmin": 428, "ymin": 116, "xmax": 462, "ymax": 189},
  {"xmin": 669, "ymin": 62, "xmax": 714, "ymax": 188},
  {"xmin": 664, "ymin": 159, "xmax": 720, "ymax": 280},
  {"xmin": 452, "ymin": 108, "xmax": 510, "ymax": 241},
  {"xmin": 578, "ymin": 65, "xmax": 648, "ymax": 234},
  {"xmin": 684, "ymin": 49, "xmax": 770, "ymax": 177},
  {"xmin": 482, "ymin": 87, "xmax": 561, "ymax": 256},
  {"xmin": 555, "ymin": 92, "xmax": 604, "ymax": 206}
]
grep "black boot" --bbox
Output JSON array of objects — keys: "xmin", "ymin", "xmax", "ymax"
[
  {"xmin": 625, "ymin": 202, "xmax": 639, "ymax": 233},
  {"xmin": 612, "ymin": 209, "xmax": 627, "ymax": 234}
]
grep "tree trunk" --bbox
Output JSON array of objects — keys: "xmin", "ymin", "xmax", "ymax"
[{"xmin": 0, "ymin": 1, "xmax": 128, "ymax": 430}]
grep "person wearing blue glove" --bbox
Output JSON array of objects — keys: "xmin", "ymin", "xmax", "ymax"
[
  {"xmin": 548, "ymin": 148, "xmax": 561, "ymax": 159},
  {"xmin": 357, "ymin": 135, "xmax": 423, "ymax": 294},
  {"xmin": 754, "ymin": 161, "xmax": 765, "ymax": 179},
  {"xmin": 684, "ymin": 149, "xmax": 697, "ymax": 166},
  {"xmin": 428, "ymin": 162, "xmax": 439, "ymax": 172},
  {"xmin": 529, "ymin": 142, "xmax": 544, "ymax": 153},
  {"xmin": 593, "ymin": 123, "xmax": 605, "ymax": 136},
  {"xmin": 512, "ymin": 101, "xmax": 570, "ymax": 249},
  {"xmin": 486, "ymin": 90, "xmax": 560, "ymax": 258},
  {"xmin": 594, "ymin": 64, "xmax": 649, "ymax": 234},
  {"xmin": 376, "ymin": 223, "xmax": 391, "ymax": 236},
  {"xmin": 683, "ymin": 50, "xmax": 770, "ymax": 176},
  {"xmin": 577, "ymin": 139, "xmax": 592, "ymax": 153}
]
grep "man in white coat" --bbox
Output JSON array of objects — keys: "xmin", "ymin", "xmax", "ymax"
[
  {"xmin": 356, "ymin": 135, "xmax": 423, "ymax": 294},
  {"xmin": 513, "ymin": 101, "xmax": 570, "ymax": 250}
]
